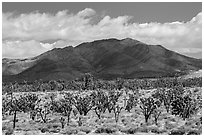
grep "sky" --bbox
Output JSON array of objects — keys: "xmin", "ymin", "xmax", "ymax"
[{"xmin": 2, "ymin": 2, "xmax": 202, "ymax": 59}]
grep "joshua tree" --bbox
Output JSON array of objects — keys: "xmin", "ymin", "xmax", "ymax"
[
  {"xmin": 152, "ymin": 88, "xmax": 181, "ymax": 113},
  {"xmin": 49, "ymin": 80, "xmax": 58, "ymax": 91},
  {"xmin": 36, "ymin": 104, "xmax": 50, "ymax": 123},
  {"xmin": 7, "ymin": 96, "xmax": 27, "ymax": 129},
  {"xmin": 72, "ymin": 92, "xmax": 94, "ymax": 126},
  {"xmin": 140, "ymin": 97, "xmax": 160, "ymax": 123},
  {"xmin": 93, "ymin": 90, "xmax": 109, "ymax": 119},
  {"xmin": 106, "ymin": 90, "xmax": 123, "ymax": 113},
  {"xmin": 24, "ymin": 93, "xmax": 39, "ymax": 120},
  {"xmin": 125, "ymin": 92, "xmax": 139, "ymax": 112},
  {"xmin": 60, "ymin": 117, "xmax": 66, "ymax": 129},
  {"xmin": 171, "ymin": 93, "xmax": 200, "ymax": 120},
  {"xmin": 82, "ymin": 73, "xmax": 94, "ymax": 90},
  {"xmin": 58, "ymin": 93, "xmax": 73, "ymax": 126},
  {"xmin": 113, "ymin": 104, "xmax": 123, "ymax": 123},
  {"xmin": 115, "ymin": 78, "xmax": 124, "ymax": 90},
  {"xmin": 152, "ymin": 101, "xmax": 162, "ymax": 125},
  {"xmin": 73, "ymin": 92, "xmax": 94, "ymax": 116}
]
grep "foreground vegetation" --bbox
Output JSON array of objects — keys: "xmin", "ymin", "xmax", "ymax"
[{"xmin": 2, "ymin": 74, "xmax": 202, "ymax": 135}]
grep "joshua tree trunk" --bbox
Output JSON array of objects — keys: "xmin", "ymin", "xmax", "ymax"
[
  {"xmin": 154, "ymin": 111, "xmax": 161, "ymax": 125},
  {"xmin": 13, "ymin": 110, "xmax": 17, "ymax": 129},
  {"xmin": 67, "ymin": 112, "xmax": 71, "ymax": 126},
  {"xmin": 78, "ymin": 116, "xmax": 82, "ymax": 126},
  {"xmin": 61, "ymin": 123, "xmax": 64, "ymax": 129},
  {"xmin": 145, "ymin": 116, "xmax": 148, "ymax": 123}
]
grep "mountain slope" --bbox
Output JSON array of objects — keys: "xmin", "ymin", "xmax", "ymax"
[{"xmin": 2, "ymin": 38, "xmax": 202, "ymax": 82}]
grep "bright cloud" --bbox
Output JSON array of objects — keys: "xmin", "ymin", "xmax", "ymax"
[
  {"xmin": 2, "ymin": 40, "xmax": 49, "ymax": 58},
  {"xmin": 77, "ymin": 8, "xmax": 96, "ymax": 17},
  {"xmin": 2, "ymin": 8, "xmax": 202, "ymax": 59}
]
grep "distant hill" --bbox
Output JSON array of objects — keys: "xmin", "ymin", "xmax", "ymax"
[
  {"xmin": 180, "ymin": 70, "xmax": 202, "ymax": 79},
  {"xmin": 2, "ymin": 38, "xmax": 202, "ymax": 82}
]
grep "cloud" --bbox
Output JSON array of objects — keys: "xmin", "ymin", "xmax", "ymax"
[
  {"xmin": 2, "ymin": 40, "xmax": 50, "ymax": 59},
  {"xmin": 2, "ymin": 8, "xmax": 202, "ymax": 59},
  {"xmin": 2, "ymin": 40, "xmax": 74, "ymax": 59},
  {"xmin": 77, "ymin": 8, "xmax": 96, "ymax": 17}
]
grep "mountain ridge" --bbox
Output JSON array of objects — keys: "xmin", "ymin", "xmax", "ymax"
[{"xmin": 2, "ymin": 38, "xmax": 202, "ymax": 82}]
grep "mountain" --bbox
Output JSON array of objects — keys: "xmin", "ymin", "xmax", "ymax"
[{"xmin": 2, "ymin": 38, "xmax": 202, "ymax": 82}]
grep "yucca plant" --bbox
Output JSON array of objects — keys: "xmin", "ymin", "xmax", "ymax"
[
  {"xmin": 93, "ymin": 90, "xmax": 109, "ymax": 119},
  {"xmin": 140, "ymin": 97, "xmax": 160, "ymax": 123},
  {"xmin": 7, "ymin": 95, "xmax": 28, "ymax": 129},
  {"xmin": 125, "ymin": 92, "xmax": 139, "ymax": 112},
  {"xmin": 171, "ymin": 93, "xmax": 200, "ymax": 120},
  {"xmin": 113, "ymin": 104, "xmax": 123, "ymax": 123}
]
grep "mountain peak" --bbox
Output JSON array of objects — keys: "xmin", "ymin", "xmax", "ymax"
[
  {"xmin": 92, "ymin": 38, "xmax": 119, "ymax": 43},
  {"xmin": 120, "ymin": 38, "xmax": 144, "ymax": 45},
  {"xmin": 121, "ymin": 38, "xmax": 135, "ymax": 41}
]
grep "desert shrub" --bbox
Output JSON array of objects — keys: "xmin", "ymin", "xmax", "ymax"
[
  {"xmin": 119, "ymin": 127, "xmax": 137, "ymax": 134},
  {"xmin": 195, "ymin": 121, "xmax": 202, "ymax": 126},
  {"xmin": 52, "ymin": 123, "xmax": 61, "ymax": 129},
  {"xmin": 95, "ymin": 126, "xmax": 117, "ymax": 134},
  {"xmin": 2, "ymin": 125, "xmax": 9, "ymax": 131},
  {"xmin": 40, "ymin": 127, "xmax": 49, "ymax": 133},
  {"xmin": 4, "ymin": 126, "xmax": 14, "ymax": 135},
  {"xmin": 45, "ymin": 123, "xmax": 60, "ymax": 129},
  {"xmin": 121, "ymin": 118, "xmax": 128, "ymax": 126},
  {"xmin": 49, "ymin": 128, "xmax": 60, "ymax": 133},
  {"xmin": 80, "ymin": 126, "xmax": 92, "ymax": 134},
  {"xmin": 187, "ymin": 129, "xmax": 201, "ymax": 135},
  {"xmin": 48, "ymin": 117, "xmax": 59, "ymax": 124},
  {"xmin": 137, "ymin": 126, "xmax": 149, "ymax": 133},
  {"xmin": 167, "ymin": 116, "xmax": 176, "ymax": 122},
  {"xmin": 149, "ymin": 126, "xmax": 161, "ymax": 134},
  {"xmin": 169, "ymin": 129, "xmax": 186, "ymax": 135},
  {"xmin": 185, "ymin": 120, "xmax": 195, "ymax": 127},
  {"xmin": 5, "ymin": 129, "xmax": 14, "ymax": 135},
  {"xmin": 193, "ymin": 88, "xmax": 199, "ymax": 93},
  {"xmin": 22, "ymin": 126, "xmax": 33, "ymax": 132},
  {"xmin": 46, "ymin": 123, "xmax": 53, "ymax": 129},
  {"xmin": 164, "ymin": 121, "xmax": 175, "ymax": 130},
  {"xmin": 61, "ymin": 128, "xmax": 78, "ymax": 135},
  {"xmin": 158, "ymin": 128, "xmax": 168, "ymax": 134}
]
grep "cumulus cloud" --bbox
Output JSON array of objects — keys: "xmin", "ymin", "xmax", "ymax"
[
  {"xmin": 2, "ymin": 40, "xmax": 50, "ymax": 58},
  {"xmin": 2, "ymin": 40, "xmax": 74, "ymax": 59},
  {"xmin": 2, "ymin": 8, "xmax": 202, "ymax": 59},
  {"xmin": 77, "ymin": 8, "xmax": 96, "ymax": 17}
]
